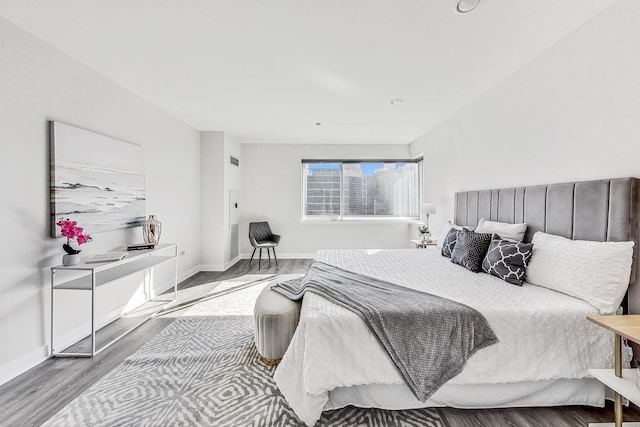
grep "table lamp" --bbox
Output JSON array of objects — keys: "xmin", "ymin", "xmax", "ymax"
[{"xmin": 420, "ymin": 202, "xmax": 437, "ymax": 230}]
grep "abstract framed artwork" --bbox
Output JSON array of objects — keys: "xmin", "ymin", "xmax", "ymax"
[{"xmin": 49, "ymin": 121, "xmax": 146, "ymax": 237}]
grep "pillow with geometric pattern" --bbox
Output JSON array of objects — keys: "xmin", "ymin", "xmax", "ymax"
[
  {"xmin": 441, "ymin": 228, "xmax": 459, "ymax": 258},
  {"xmin": 450, "ymin": 229, "xmax": 492, "ymax": 272},
  {"xmin": 482, "ymin": 235, "xmax": 534, "ymax": 286}
]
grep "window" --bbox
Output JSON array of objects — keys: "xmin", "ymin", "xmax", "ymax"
[{"xmin": 302, "ymin": 159, "xmax": 422, "ymax": 220}]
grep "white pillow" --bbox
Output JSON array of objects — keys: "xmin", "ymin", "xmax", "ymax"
[
  {"xmin": 526, "ymin": 231, "xmax": 635, "ymax": 313},
  {"xmin": 474, "ymin": 218, "xmax": 527, "ymax": 243},
  {"xmin": 437, "ymin": 221, "xmax": 463, "ymax": 249}
]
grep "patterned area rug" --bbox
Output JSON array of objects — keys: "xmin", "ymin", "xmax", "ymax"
[{"xmin": 44, "ymin": 308, "xmax": 445, "ymax": 426}]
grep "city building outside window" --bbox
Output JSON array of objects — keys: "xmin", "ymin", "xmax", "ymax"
[{"xmin": 302, "ymin": 159, "xmax": 422, "ymax": 220}]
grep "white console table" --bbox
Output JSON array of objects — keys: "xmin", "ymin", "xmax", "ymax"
[{"xmin": 50, "ymin": 243, "xmax": 178, "ymax": 357}]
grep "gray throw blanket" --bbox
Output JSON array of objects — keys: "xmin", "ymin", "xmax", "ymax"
[{"xmin": 271, "ymin": 261, "xmax": 499, "ymax": 401}]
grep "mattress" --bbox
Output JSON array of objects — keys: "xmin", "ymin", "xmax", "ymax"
[{"xmin": 273, "ymin": 249, "xmax": 617, "ymax": 426}]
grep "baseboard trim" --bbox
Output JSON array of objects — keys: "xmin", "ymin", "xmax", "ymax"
[
  {"xmin": 0, "ymin": 345, "xmax": 49, "ymax": 386},
  {"xmin": 198, "ymin": 256, "xmax": 243, "ymax": 272},
  {"xmin": 199, "ymin": 263, "xmax": 226, "ymax": 271},
  {"xmin": 224, "ymin": 256, "xmax": 241, "ymax": 270}
]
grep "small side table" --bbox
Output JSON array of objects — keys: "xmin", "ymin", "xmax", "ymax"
[
  {"xmin": 587, "ymin": 314, "xmax": 640, "ymax": 427},
  {"xmin": 410, "ymin": 239, "xmax": 437, "ymax": 249}
]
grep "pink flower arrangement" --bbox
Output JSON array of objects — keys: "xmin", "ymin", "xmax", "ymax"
[{"xmin": 57, "ymin": 219, "xmax": 92, "ymax": 254}]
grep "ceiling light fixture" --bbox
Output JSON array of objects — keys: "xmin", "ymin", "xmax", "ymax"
[
  {"xmin": 455, "ymin": 0, "xmax": 481, "ymax": 13},
  {"xmin": 390, "ymin": 98, "xmax": 404, "ymax": 105},
  {"xmin": 315, "ymin": 122, "xmax": 322, "ymax": 126}
]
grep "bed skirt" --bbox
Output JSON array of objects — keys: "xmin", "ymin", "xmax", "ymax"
[{"xmin": 325, "ymin": 378, "xmax": 604, "ymax": 412}]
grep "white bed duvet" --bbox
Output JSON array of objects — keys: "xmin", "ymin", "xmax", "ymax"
[{"xmin": 273, "ymin": 249, "xmax": 617, "ymax": 426}]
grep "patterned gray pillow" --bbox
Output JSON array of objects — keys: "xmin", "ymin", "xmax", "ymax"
[
  {"xmin": 441, "ymin": 228, "xmax": 459, "ymax": 258},
  {"xmin": 450, "ymin": 229, "xmax": 492, "ymax": 272},
  {"xmin": 482, "ymin": 235, "xmax": 534, "ymax": 285}
]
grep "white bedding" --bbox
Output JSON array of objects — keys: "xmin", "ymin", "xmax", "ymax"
[{"xmin": 273, "ymin": 249, "xmax": 617, "ymax": 426}]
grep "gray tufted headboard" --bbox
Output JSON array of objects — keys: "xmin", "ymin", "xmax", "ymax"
[{"xmin": 454, "ymin": 177, "xmax": 640, "ymax": 288}]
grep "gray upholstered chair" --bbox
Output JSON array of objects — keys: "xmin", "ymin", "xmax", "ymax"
[{"xmin": 249, "ymin": 222, "xmax": 280, "ymax": 269}]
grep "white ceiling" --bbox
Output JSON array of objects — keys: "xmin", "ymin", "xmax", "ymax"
[{"xmin": 0, "ymin": 0, "xmax": 616, "ymax": 144}]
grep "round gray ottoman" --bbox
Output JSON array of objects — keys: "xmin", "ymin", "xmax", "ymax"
[{"xmin": 254, "ymin": 275, "xmax": 302, "ymax": 365}]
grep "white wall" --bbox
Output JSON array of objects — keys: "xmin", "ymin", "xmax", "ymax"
[
  {"xmin": 0, "ymin": 18, "xmax": 201, "ymax": 384},
  {"xmin": 224, "ymin": 134, "xmax": 242, "ymax": 265},
  {"xmin": 410, "ymin": 1, "xmax": 640, "ymax": 308},
  {"xmin": 200, "ymin": 131, "xmax": 226, "ymax": 269},
  {"xmin": 200, "ymin": 131, "xmax": 242, "ymax": 270},
  {"xmin": 240, "ymin": 143, "xmax": 415, "ymax": 257}
]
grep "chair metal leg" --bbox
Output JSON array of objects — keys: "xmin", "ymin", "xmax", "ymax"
[
  {"xmin": 273, "ymin": 247, "xmax": 278, "ymax": 267},
  {"xmin": 249, "ymin": 248, "xmax": 256, "ymax": 266},
  {"xmin": 268, "ymin": 248, "xmax": 271, "ymax": 262},
  {"xmin": 259, "ymin": 248, "xmax": 262, "ymax": 269}
]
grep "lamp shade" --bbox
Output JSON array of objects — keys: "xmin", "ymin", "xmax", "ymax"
[{"xmin": 420, "ymin": 202, "xmax": 437, "ymax": 215}]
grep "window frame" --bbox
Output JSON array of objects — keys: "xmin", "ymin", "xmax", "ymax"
[{"xmin": 301, "ymin": 157, "xmax": 423, "ymax": 222}]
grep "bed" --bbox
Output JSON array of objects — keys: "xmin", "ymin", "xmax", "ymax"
[{"xmin": 273, "ymin": 178, "xmax": 640, "ymax": 426}]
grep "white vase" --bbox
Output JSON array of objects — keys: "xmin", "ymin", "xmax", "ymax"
[
  {"xmin": 143, "ymin": 214, "xmax": 162, "ymax": 245},
  {"xmin": 62, "ymin": 253, "xmax": 81, "ymax": 266}
]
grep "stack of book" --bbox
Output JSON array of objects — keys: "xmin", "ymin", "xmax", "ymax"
[{"xmin": 127, "ymin": 242, "xmax": 156, "ymax": 251}]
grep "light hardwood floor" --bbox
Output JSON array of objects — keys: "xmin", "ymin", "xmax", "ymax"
[{"xmin": 0, "ymin": 258, "xmax": 637, "ymax": 426}]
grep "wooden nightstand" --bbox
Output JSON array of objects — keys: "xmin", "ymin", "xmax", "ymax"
[
  {"xmin": 587, "ymin": 314, "xmax": 640, "ymax": 427},
  {"xmin": 410, "ymin": 239, "xmax": 437, "ymax": 249}
]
